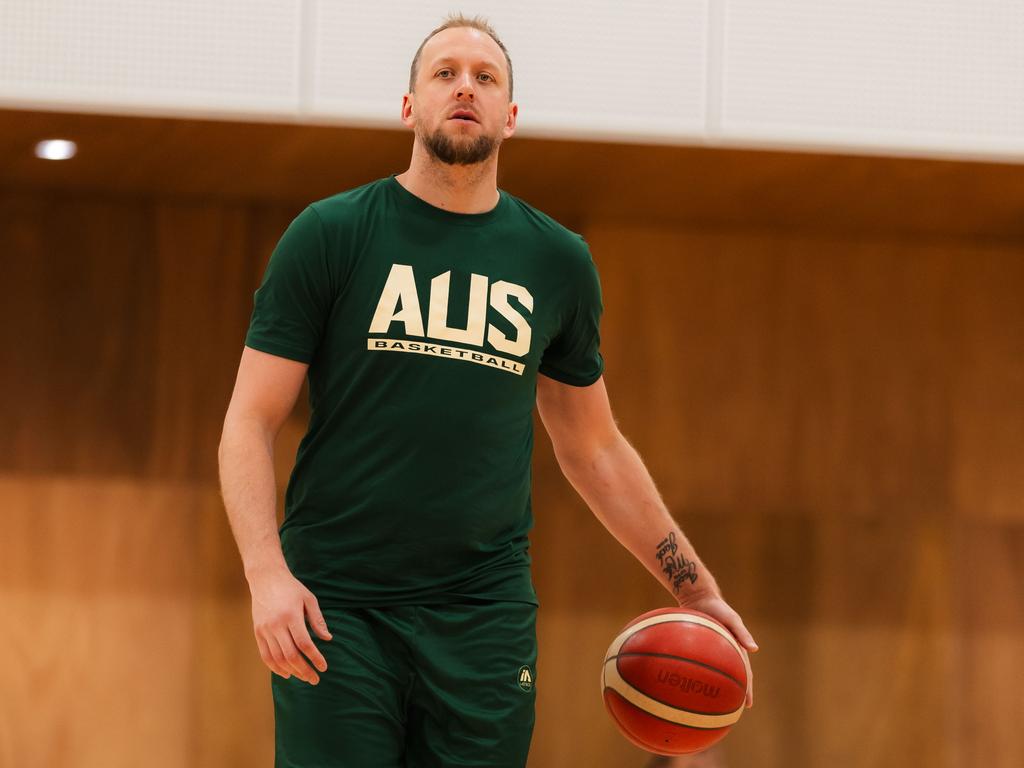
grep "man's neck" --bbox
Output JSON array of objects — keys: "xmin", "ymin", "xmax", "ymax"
[{"xmin": 395, "ymin": 143, "xmax": 501, "ymax": 214}]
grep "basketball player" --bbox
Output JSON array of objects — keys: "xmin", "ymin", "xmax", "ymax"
[{"xmin": 218, "ymin": 14, "xmax": 757, "ymax": 767}]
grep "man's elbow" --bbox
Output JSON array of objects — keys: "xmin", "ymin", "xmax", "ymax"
[
  {"xmin": 219, "ymin": 413, "xmax": 275, "ymax": 462},
  {"xmin": 217, "ymin": 425, "xmax": 234, "ymax": 470},
  {"xmin": 552, "ymin": 446, "xmax": 587, "ymax": 483},
  {"xmin": 552, "ymin": 429, "xmax": 621, "ymax": 483}
]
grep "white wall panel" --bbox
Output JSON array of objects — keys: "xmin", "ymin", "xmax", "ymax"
[
  {"xmin": 2, "ymin": 1, "xmax": 1021, "ymax": 162},
  {"xmin": 311, "ymin": 1, "xmax": 708, "ymax": 141},
  {"xmin": 0, "ymin": 0, "xmax": 302, "ymax": 114},
  {"xmin": 722, "ymin": 0, "xmax": 1024, "ymax": 156}
]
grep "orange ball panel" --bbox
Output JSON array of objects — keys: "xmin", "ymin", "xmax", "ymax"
[
  {"xmin": 620, "ymin": 621, "xmax": 746, "ymax": 686},
  {"xmin": 602, "ymin": 688, "xmax": 731, "ymax": 756}
]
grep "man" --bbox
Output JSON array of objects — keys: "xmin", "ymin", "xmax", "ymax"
[{"xmin": 219, "ymin": 14, "xmax": 757, "ymax": 768}]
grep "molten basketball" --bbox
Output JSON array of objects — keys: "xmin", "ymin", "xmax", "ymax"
[{"xmin": 601, "ymin": 607, "xmax": 748, "ymax": 756}]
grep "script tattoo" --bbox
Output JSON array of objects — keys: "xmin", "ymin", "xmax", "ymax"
[{"xmin": 655, "ymin": 532, "xmax": 698, "ymax": 594}]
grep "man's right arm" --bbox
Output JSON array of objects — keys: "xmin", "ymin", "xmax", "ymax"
[{"xmin": 218, "ymin": 345, "xmax": 331, "ymax": 686}]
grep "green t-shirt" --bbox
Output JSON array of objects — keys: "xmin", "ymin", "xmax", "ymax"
[{"xmin": 245, "ymin": 175, "xmax": 603, "ymax": 607}]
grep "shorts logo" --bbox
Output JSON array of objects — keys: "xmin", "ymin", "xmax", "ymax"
[{"xmin": 517, "ymin": 665, "xmax": 534, "ymax": 692}]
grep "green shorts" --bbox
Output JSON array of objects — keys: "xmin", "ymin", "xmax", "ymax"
[{"xmin": 272, "ymin": 600, "xmax": 538, "ymax": 768}]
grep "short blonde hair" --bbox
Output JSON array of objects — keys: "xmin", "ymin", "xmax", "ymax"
[{"xmin": 409, "ymin": 13, "xmax": 514, "ymax": 99}]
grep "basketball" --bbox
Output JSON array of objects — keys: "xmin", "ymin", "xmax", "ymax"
[{"xmin": 601, "ymin": 607, "xmax": 748, "ymax": 756}]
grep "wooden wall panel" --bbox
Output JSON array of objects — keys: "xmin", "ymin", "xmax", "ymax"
[
  {"xmin": 588, "ymin": 229, "xmax": 968, "ymax": 519},
  {"xmin": 144, "ymin": 201, "xmax": 298, "ymax": 482},
  {"xmin": 0, "ymin": 192, "xmax": 159, "ymax": 476},
  {"xmin": 960, "ymin": 631, "xmax": 1024, "ymax": 767},
  {"xmin": 950, "ymin": 255, "xmax": 1024, "ymax": 523},
  {"xmin": 0, "ymin": 470, "xmax": 313, "ymax": 767},
  {"xmin": 0, "ymin": 191, "xmax": 300, "ymax": 483},
  {"xmin": 957, "ymin": 521, "xmax": 1024, "ymax": 768}
]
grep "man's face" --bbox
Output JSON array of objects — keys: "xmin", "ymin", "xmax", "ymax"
[{"xmin": 403, "ymin": 27, "xmax": 517, "ymax": 166}]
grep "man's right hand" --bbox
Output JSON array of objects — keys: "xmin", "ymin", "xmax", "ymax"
[{"xmin": 247, "ymin": 564, "xmax": 333, "ymax": 685}]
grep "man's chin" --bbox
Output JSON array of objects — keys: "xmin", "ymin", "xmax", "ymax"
[
  {"xmin": 420, "ymin": 129, "xmax": 498, "ymax": 166},
  {"xmin": 436, "ymin": 155, "xmax": 491, "ymax": 167}
]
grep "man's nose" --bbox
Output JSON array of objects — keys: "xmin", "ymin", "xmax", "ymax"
[{"xmin": 454, "ymin": 73, "xmax": 475, "ymax": 100}]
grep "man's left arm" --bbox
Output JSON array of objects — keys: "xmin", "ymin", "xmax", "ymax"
[{"xmin": 537, "ymin": 373, "xmax": 757, "ymax": 707}]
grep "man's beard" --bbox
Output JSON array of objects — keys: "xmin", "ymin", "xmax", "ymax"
[{"xmin": 419, "ymin": 123, "xmax": 498, "ymax": 166}]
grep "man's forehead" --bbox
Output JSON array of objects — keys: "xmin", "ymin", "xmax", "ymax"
[
  {"xmin": 428, "ymin": 53, "xmax": 503, "ymax": 71},
  {"xmin": 421, "ymin": 27, "xmax": 506, "ymax": 73}
]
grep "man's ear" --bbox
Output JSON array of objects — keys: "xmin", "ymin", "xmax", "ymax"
[
  {"xmin": 400, "ymin": 93, "xmax": 415, "ymax": 128},
  {"xmin": 502, "ymin": 102, "xmax": 518, "ymax": 139}
]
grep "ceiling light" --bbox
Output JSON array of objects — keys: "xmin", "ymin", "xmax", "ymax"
[{"xmin": 35, "ymin": 139, "xmax": 78, "ymax": 161}]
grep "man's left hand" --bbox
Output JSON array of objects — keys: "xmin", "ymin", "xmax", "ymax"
[{"xmin": 676, "ymin": 593, "xmax": 757, "ymax": 709}]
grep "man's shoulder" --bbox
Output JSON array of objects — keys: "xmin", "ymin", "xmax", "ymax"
[
  {"xmin": 307, "ymin": 177, "xmax": 390, "ymax": 224},
  {"xmin": 502, "ymin": 190, "xmax": 590, "ymax": 258}
]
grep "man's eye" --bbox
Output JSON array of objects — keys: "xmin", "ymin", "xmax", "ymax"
[
  {"xmin": 437, "ymin": 69, "xmax": 452, "ymax": 78},
  {"xmin": 478, "ymin": 73, "xmax": 494, "ymax": 83}
]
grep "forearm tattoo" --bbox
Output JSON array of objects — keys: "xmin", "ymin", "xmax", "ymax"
[{"xmin": 655, "ymin": 532, "xmax": 698, "ymax": 594}]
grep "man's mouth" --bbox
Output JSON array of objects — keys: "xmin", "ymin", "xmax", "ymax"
[{"xmin": 449, "ymin": 110, "xmax": 478, "ymax": 123}]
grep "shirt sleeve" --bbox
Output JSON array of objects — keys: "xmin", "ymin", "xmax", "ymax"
[
  {"xmin": 539, "ymin": 245, "xmax": 605, "ymax": 386},
  {"xmin": 244, "ymin": 205, "xmax": 332, "ymax": 364}
]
